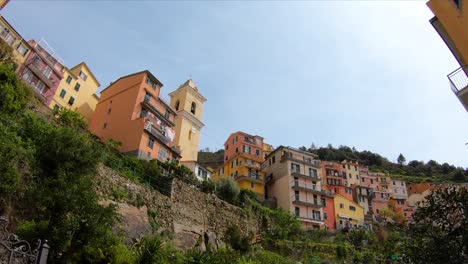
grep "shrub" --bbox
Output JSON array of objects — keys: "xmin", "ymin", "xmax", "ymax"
[
  {"xmin": 224, "ymin": 225, "xmax": 251, "ymax": 253},
  {"xmin": 200, "ymin": 178, "xmax": 215, "ymax": 193},
  {"xmin": 215, "ymin": 177, "xmax": 240, "ymax": 204}
]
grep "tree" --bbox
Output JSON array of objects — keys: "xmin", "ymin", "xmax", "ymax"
[
  {"xmin": 402, "ymin": 186, "xmax": 467, "ymax": 264},
  {"xmin": 215, "ymin": 178, "xmax": 240, "ymax": 204},
  {"xmin": 0, "ymin": 40, "xmax": 17, "ymax": 69},
  {"xmin": 397, "ymin": 153, "xmax": 406, "ymax": 165}
]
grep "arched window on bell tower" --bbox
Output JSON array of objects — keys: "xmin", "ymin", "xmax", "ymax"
[
  {"xmin": 175, "ymin": 100, "xmax": 180, "ymax": 111},
  {"xmin": 191, "ymin": 102, "xmax": 196, "ymax": 115}
]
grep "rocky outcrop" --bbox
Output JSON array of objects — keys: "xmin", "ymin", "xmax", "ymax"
[{"xmin": 95, "ymin": 165, "xmax": 260, "ymax": 250}]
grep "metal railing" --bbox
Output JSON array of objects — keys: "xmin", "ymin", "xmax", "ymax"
[{"xmin": 448, "ymin": 66, "xmax": 468, "ymax": 94}]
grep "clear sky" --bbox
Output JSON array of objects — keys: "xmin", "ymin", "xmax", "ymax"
[{"xmin": 3, "ymin": 1, "xmax": 468, "ymax": 167}]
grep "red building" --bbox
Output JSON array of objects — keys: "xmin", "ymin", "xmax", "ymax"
[
  {"xmin": 322, "ymin": 192, "xmax": 335, "ymax": 230},
  {"xmin": 18, "ymin": 39, "xmax": 64, "ymax": 106}
]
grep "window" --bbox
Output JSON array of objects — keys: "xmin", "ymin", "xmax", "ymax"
[
  {"xmin": 0, "ymin": 28, "xmax": 16, "ymax": 45},
  {"xmin": 348, "ymin": 164, "xmax": 350, "ymax": 170},
  {"xmin": 107, "ymin": 108, "xmax": 112, "ymax": 115},
  {"xmin": 349, "ymin": 173, "xmax": 352, "ymax": 179},
  {"xmin": 321, "ymin": 198, "xmax": 326, "ymax": 207},
  {"xmin": 354, "ymin": 166, "xmax": 357, "ymax": 170},
  {"xmin": 148, "ymin": 137, "xmax": 155, "ymax": 149},
  {"xmin": 250, "ymin": 182, "xmax": 254, "ymax": 189},
  {"xmin": 231, "ymin": 159, "xmax": 238, "ymax": 168},
  {"xmin": 103, "ymin": 122, "xmax": 107, "ymax": 129},
  {"xmin": 140, "ymin": 109, "xmax": 148, "ymax": 118},
  {"xmin": 235, "ymin": 147, "xmax": 238, "ymax": 153},
  {"xmin": 324, "ymin": 212, "xmax": 328, "ymax": 220},
  {"xmin": 342, "ymin": 164, "xmax": 345, "ymax": 169},
  {"xmin": 294, "ymin": 191, "xmax": 299, "ymax": 201},
  {"xmin": 188, "ymin": 130, "xmax": 192, "ymax": 140},
  {"xmin": 340, "ymin": 203, "xmax": 344, "ymax": 209},
  {"xmin": 74, "ymin": 83, "xmax": 81, "ymax": 91},
  {"xmin": 295, "ymin": 207, "xmax": 300, "ymax": 217},
  {"xmin": 393, "ymin": 181, "xmax": 396, "ymax": 185},
  {"xmin": 404, "ymin": 213, "xmax": 407, "ymax": 217},
  {"xmin": 256, "ymin": 149, "xmax": 260, "ymax": 156},
  {"xmin": 36, "ymin": 81, "xmax": 45, "ymax": 93},
  {"xmin": 219, "ymin": 168, "xmax": 224, "ymax": 175},
  {"xmin": 68, "ymin": 96, "xmax": 75, "ymax": 106},
  {"xmin": 59, "ymin": 89, "xmax": 66, "ymax": 98},
  {"xmin": 225, "ymin": 144, "xmax": 229, "ymax": 150},
  {"xmin": 16, "ymin": 42, "xmax": 28, "ymax": 56},
  {"xmin": 349, "ymin": 206, "xmax": 356, "ymax": 211},
  {"xmin": 191, "ymin": 102, "xmax": 196, "ymax": 114},
  {"xmin": 272, "ymin": 156, "xmax": 276, "ymax": 163},
  {"xmin": 41, "ymin": 66, "xmax": 52, "ymax": 78},
  {"xmin": 243, "ymin": 145, "xmax": 251, "ymax": 153},
  {"xmin": 21, "ymin": 69, "xmax": 33, "ymax": 83},
  {"xmin": 79, "ymin": 70, "xmax": 88, "ymax": 81},
  {"xmin": 370, "ymin": 179, "xmax": 373, "ymax": 184},
  {"xmin": 53, "ymin": 104, "xmax": 59, "ymax": 111},
  {"xmin": 291, "ymin": 163, "xmax": 300, "ymax": 173},
  {"xmin": 309, "ymin": 168, "xmax": 317, "ymax": 177},
  {"xmin": 453, "ymin": 0, "xmax": 461, "ymax": 8},
  {"xmin": 175, "ymin": 100, "xmax": 180, "ymax": 111},
  {"xmin": 158, "ymin": 147, "xmax": 169, "ymax": 161},
  {"xmin": 340, "ymin": 220, "xmax": 343, "ymax": 225},
  {"xmin": 225, "ymin": 156, "xmax": 228, "ymax": 161},
  {"xmin": 165, "ymin": 109, "xmax": 170, "ymax": 119}
]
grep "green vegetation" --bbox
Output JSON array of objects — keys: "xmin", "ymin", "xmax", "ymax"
[{"xmin": 299, "ymin": 144, "xmax": 467, "ymax": 183}]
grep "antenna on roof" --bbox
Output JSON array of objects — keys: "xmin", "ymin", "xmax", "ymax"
[{"xmin": 37, "ymin": 38, "xmax": 64, "ymax": 65}]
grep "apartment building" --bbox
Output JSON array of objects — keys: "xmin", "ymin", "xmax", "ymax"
[
  {"xmin": 264, "ymin": 146, "xmax": 324, "ymax": 229},
  {"xmin": 372, "ymin": 173, "xmax": 392, "ymax": 216},
  {"xmin": 321, "ymin": 161, "xmax": 353, "ymax": 200},
  {"xmin": 17, "ymin": 39, "xmax": 64, "ymax": 106},
  {"xmin": 212, "ymin": 131, "xmax": 266, "ymax": 196},
  {"xmin": 427, "ymin": 0, "xmax": 468, "ymax": 110},
  {"xmin": 334, "ymin": 194, "xmax": 365, "ymax": 230},
  {"xmin": 342, "ymin": 160, "xmax": 360, "ymax": 186},
  {"xmin": 389, "ymin": 179, "xmax": 409, "ymax": 215},
  {"xmin": 0, "ymin": 16, "xmax": 31, "ymax": 70},
  {"xmin": 168, "ymin": 79, "xmax": 206, "ymax": 171},
  {"xmin": 50, "ymin": 62, "xmax": 100, "ymax": 121},
  {"xmin": 322, "ymin": 191, "xmax": 336, "ymax": 230},
  {"xmin": 407, "ymin": 182, "xmax": 436, "ymax": 208},
  {"xmin": 89, "ymin": 70, "xmax": 181, "ymax": 162},
  {"xmin": 354, "ymin": 186, "xmax": 373, "ymax": 215}
]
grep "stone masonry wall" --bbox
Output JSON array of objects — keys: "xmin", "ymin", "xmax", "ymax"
[{"xmin": 95, "ymin": 164, "xmax": 260, "ymax": 250}]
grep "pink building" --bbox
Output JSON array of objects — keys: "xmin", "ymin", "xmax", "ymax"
[{"xmin": 18, "ymin": 39, "xmax": 64, "ymax": 106}]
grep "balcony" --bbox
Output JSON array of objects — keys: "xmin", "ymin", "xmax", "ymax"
[
  {"xmin": 144, "ymin": 122, "xmax": 171, "ymax": 144},
  {"xmin": 291, "ymin": 171, "xmax": 320, "ymax": 181},
  {"xmin": 298, "ymin": 216, "xmax": 323, "ymax": 223},
  {"xmin": 142, "ymin": 95, "xmax": 175, "ymax": 126},
  {"xmin": 25, "ymin": 59, "xmax": 54, "ymax": 88},
  {"xmin": 234, "ymin": 174, "xmax": 264, "ymax": 184},
  {"xmin": 448, "ymin": 66, "xmax": 468, "ymax": 111},
  {"xmin": 291, "ymin": 197, "xmax": 323, "ymax": 208},
  {"xmin": 291, "ymin": 181, "xmax": 322, "ymax": 195},
  {"xmin": 281, "ymin": 154, "xmax": 321, "ymax": 168}
]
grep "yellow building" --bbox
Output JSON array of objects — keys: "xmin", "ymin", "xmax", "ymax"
[
  {"xmin": 0, "ymin": 16, "xmax": 32, "ymax": 70},
  {"xmin": 168, "ymin": 79, "xmax": 206, "ymax": 171},
  {"xmin": 334, "ymin": 194, "xmax": 365, "ymax": 230},
  {"xmin": 427, "ymin": 0, "xmax": 468, "ymax": 110},
  {"xmin": 213, "ymin": 152, "xmax": 266, "ymax": 196},
  {"xmin": 50, "ymin": 62, "xmax": 100, "ymax": 121},
  {"xmin": 341, "ymin": 160, "xmax": 360, "ymax": 187}
]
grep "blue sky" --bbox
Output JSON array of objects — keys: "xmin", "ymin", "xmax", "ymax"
[{"xmin": 3, "ymin": 1, "xmax": 468, "ymax": 167}]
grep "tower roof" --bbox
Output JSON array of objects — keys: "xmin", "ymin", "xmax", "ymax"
[
  {"xmin": 180, "ymin": 79, "xmax": 198, "ymax": 90},
  {"xmin": 169, "ymin": 79, "xmax": 207, "ymax": 102}
]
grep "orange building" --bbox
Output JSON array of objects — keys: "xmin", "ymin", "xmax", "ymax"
[
  {"xmin": 212, "ymin": 131, "xmax": 266, "ymax": 196},
  {"xmin": 322, "ymin": 191, "xmax": 336, "ymax": 230},
  {"xmin": 427, "ymin": 0, "xmax": 468, "ymax": 110},
  {"xmin": 321, "ymin": 161, "xmax": 353, "ymax": 200},
  {"xmin": 89, "ymin": 70, "xmax": 181, "ymax": 162}
]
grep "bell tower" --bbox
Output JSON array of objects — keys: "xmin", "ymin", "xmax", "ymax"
[{"xmin": 169, "ymin": 79, "xmax": 206, "ymax": 170}]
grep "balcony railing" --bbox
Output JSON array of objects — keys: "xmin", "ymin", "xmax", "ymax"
[
  {"xmin": 448, "ymin": 66, "xmax": 468, "ymax": 94},
  {"xmin": 291, "ymin": 181, "xmax": 322, "ymax": 194},
  {"xmin": 291, "ymin": 195, "xmax": 323, "ymax": 208},
  {"xmin": 291, "ymin": 171, "xmax": 320, "ymax": 181},
  {"xmin": 281, "ymin": 154, "xmax": 321, "ymax": 167},
  {"xmin": 234, "ymin": 174, "xmax": 264, "ymax": 184},
  {"xmin": 144, "ymin": 122, "xmax": 171, "ymax": 144}
]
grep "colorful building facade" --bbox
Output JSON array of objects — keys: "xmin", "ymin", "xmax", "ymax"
[
  {"xmin": 213, "ymin": 131, "xmax": 266, "ymax": 196},
  {"xmin": 264, "ymin": 146, "xmax": 324, "ymax": 229},
  {"xmin": 427, "ymin": 0, "xmax": 468, "ymax": 110},
  {"xmin": 342, "ymin": 160, "xmax": 360, "ymax": 187},
  {"xmin": 322, "ymin": 161, "xmax": 353, "ymax": 200},
  {"xmin": 18, "ymin": 39, "xmax": 64, "ymax": 106},
  {"xmin": 0, "ymin": 16, "xmax": 31, "ymax": 70},
  {"xmin": 89, "ymin": 70, "xmax": 181, "ymax": 162},
  {"xmin": 333, "ymin": 194, "xmax": 365, "ymax": 230},
  {"xmin": 50, "ymin": 62, "xmax": 100, "ymax": 121},
  {"xmin": 169, "ymin": 79, "xmax": 206, "ymax": 171}
]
